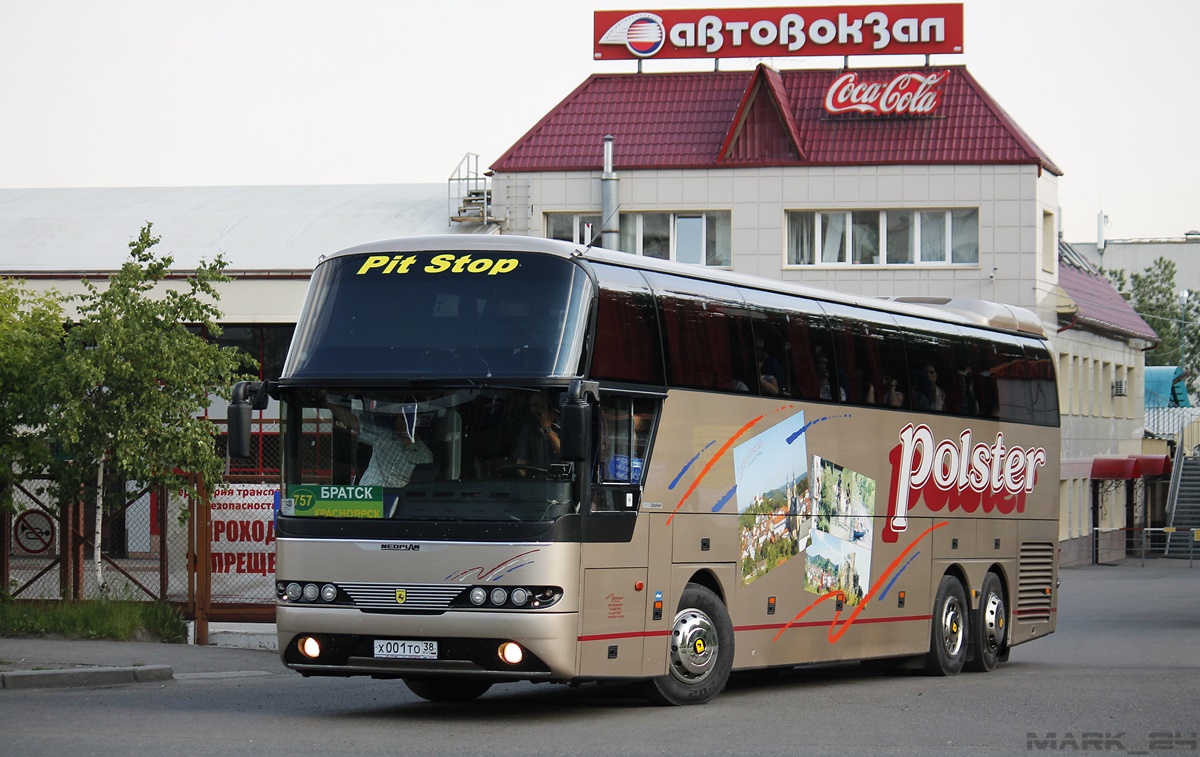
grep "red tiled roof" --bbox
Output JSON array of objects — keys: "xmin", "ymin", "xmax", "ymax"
[
  {"xmin": 1057, "ymin": 241, "xmax": 1158, "ymax": 342},
  {"xmin": 492, "ymin": 64, "xmax": 1061, "ymax": 175}
]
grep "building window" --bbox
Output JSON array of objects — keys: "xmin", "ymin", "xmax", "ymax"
[
  {"xmin": 547, "ymin": 211, "xmax": 731, "ymax": 267},
  {"xmin": 546, "ymin": 213, "xmax": 601, "ymax": 245},
  {"xmin": 786, "ymin": 208, "xmax": 979, "ymax": 266}
]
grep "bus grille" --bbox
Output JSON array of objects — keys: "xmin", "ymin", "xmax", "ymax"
[
  {"xmin": 1016, "ymin": 542, "xmax": 1055, "ymax": 623},
  {"xmin": 339, "ymin": 582, "xmax": 466, "ymax": 611}
]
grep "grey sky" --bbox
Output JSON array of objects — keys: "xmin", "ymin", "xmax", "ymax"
[{"xmin": 1, "ymin": 0, "xmax": 1195, "ymax": 242}]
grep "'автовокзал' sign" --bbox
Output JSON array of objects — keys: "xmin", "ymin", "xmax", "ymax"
[{"xmin": 594, "ymin": 4, "xmax": 963, "ymax": 61}]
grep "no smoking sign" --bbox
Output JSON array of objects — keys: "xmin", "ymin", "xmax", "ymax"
[{"xmin": 14, "ymin": 510, "xmax": 55, "ymax": 555}]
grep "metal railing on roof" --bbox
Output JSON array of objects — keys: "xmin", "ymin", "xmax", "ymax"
[{"xmin": 448, "ymin": 153, "xmax": 497, "ymax": 226}]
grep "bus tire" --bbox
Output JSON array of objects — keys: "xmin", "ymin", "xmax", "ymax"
[
  {"xmin": 403, "ymin": 676, "xmax": 492, "ymax": 703},
  {"xmin": 924, "ymin": 574, "xmax": 968, "ymax": 676},
  {"xmin": 966, "ymin": 571, "xmax": 1007, "ymax": 673},
  {"xmin": 642, "ymin": 583, "xmax": 734, "ymax": 706}
]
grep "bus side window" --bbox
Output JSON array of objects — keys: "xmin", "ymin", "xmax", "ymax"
[{"xmin": 597, "ymin": 396, "xmax": 658, "ymax": 485}]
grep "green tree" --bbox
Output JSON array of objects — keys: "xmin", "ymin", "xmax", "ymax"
[
  {"xmin": 36, "ymin": 223, "xmax": 255, "ymax": 592},
  {"xmin": 1107, "ymin": 257, "xmax": 1200, "ymax": 399},
  {"xmin": 0, "ymin": 280, "xmax": 67, "ymax": 511}
]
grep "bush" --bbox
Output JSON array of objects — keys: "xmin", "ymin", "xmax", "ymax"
[{"xmin": 0, "ymin": 599, "xmax": 187, "ymax": 643}]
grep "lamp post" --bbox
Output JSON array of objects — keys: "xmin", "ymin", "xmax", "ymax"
[{"xmin": 1182, "ymin": 289, "xmax": 1190, "ymax": 403}]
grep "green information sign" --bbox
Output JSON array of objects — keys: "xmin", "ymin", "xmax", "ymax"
[{"xmin": 283, "ymin": 485, "xmax": 384, "ymax": 519}]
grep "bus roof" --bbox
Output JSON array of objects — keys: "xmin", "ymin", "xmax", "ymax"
[{"xmin": 323, "ymin": 235, "xmax": 1047, "ymax": 340}]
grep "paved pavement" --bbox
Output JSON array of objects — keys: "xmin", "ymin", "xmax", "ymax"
[
  {"xmin": 2, "ymin": 557, "xmax": 1196, "ymax": 691},
  {"xmin": 0, "ymin": 622, "xmax": 282, "ymax": 689}
]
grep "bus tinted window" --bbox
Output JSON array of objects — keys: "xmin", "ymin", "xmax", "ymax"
[
  {"xmin": 893, "ymin": 315, "xmax": 961, "ymax": 414},
  {"xmin": 284, "ymin": 253, "xmax": 593, "ymax": 380},
  {"xmin": 1023, "ymin": 339, "xmax": 1060, "ymax": 427},
  {"xmin": 739, "ymin": 288, "xmax": 832, "ymax": 400},
  {"xmin": 644, "ymin": 273, "xmax": 756, "ymax": 393},
  {"xmin": 821, "ymin": 303, "xmax": 909, "ymax": 409},
  {"xmin": 589, "ymin": 264, "xmax": 665, "ymax": 386}
]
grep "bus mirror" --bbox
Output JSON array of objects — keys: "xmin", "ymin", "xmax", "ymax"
[
  {"xmin": 227, "ymin": 381, "xmax": 262, "ymax": 458},
  {"xmin": 559, "ymin": 399, "xmax": 591, "ymax": 462}
]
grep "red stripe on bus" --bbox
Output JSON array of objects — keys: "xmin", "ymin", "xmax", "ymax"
[
  {"xmin": 577, "ymin": 630, "xmax": 673, "ymax": 643},
  {"xmin": 739, "ymin": 615, "xmax": 933, "ymax": 634},
  {"xmin": 579, "ymin": 615, "xmax": 933, "ymax": 643}
]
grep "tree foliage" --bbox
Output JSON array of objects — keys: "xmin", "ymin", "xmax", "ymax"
[
  {"xmin": 1104, "ymin": 256, "xmax": 1200, "ymax": 398},
  {"xmin": 12, "ymin": 223, "xmax": 255, "ymax": 515},
  {"xmin": 0, "ymin": 279, "xmax": 67, "ymax": 503}
]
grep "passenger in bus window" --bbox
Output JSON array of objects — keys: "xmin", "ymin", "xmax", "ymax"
[
  {"xmin": 515, "ymin": 391, "xmax": 562, "ymax": 473},
  {"xmin": 880, "ymin": 373, "xmax": 905, "ymax": 408},
  {"xmin": 852, "ymin": 367, "xmax": 875, "ymax": 405},
  {"xmin": 816, "ymin": 353, "xmax": 845, "ymax": 401},
  {"xmin": 329, "ymin": 402, "xmax": 434, "ymax": 488},
  {"xmin": 758, "ymin": 355, "xmax": 781, "ymax": 396},
  {"xmin": 957, "ymin": 366, "xmax": 979, "ymax": 416},
  {"xmin": 915, "ymin": 364, "xmax": 947, "ymax": 411}
]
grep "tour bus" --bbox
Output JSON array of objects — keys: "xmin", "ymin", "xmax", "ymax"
[{"xmin": 228, "ymin": 234, "xmax": 1059, "ymax": 705}]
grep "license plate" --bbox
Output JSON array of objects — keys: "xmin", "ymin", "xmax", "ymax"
[{"xmin": 374, "ymin": 639, "xmax": 437, "ymax": 659}]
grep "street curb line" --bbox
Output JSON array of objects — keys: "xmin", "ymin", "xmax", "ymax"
[{"xmin": 0, "ymin": 664, "xmax": 174, "ymax": 690}]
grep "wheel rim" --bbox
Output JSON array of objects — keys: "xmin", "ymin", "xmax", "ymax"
[
  {"xmin": 940, "ymin": 594, "xmax": 965, "ymax": 658},
  {"xmin": 668, "ymin": 607, "xmax": 719, "ymax": 684},
  {"xmin": 980, "ymin": 591, "xmax": 1006, "ymax": 653}
]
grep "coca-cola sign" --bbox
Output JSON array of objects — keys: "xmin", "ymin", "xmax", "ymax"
[
  {"xmin": 824, "ymin": 70, "xmax": 950, "ymax": 116},
  {"xmin": 594, "ymin": 5, "xmax": 964, "ymax": 61}
]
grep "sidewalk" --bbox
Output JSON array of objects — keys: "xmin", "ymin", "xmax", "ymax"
[{"xmin": 0, "ymin": 622, "xmax": 281, "ymax": 690}]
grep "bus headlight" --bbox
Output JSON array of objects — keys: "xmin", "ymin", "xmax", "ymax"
[
  {"xmin": 498, "ymin": 642, "xmax": 524, "ymax": 665},
  {"xmin": 302, "ymin": 583, "xmax": 320, "ymax": 602},
  {"xmin": 298, "ymin": 636, "xmax": 321, "ymax": 659},
  {"xmin": 469, "ymin": 587, "xmax": 488, "ymax": 606},
  {"xmin": 286, "ymin": 583, "xmax": 302, "ymax": 601},
  {"xmin": 510, "ymin": 588, "xmax": 530, "ymax": 606},
  {"xmin": 321, "ymin": 584, "xmax": 338, "ymax": 603},
  {"xmin": 490, "ymin": 588, "xmax": 508, "ymax": 606}
]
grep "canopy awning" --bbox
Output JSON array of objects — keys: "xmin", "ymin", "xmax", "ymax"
[{"xmin": 1090, "ymin": 454, "xmax": 1173, "ymax": 479}]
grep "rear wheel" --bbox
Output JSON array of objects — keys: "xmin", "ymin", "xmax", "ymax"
[
  {"xmin": 642, "ymin": 583, "xmax": 734, "ymax": 706},
  {"xmin": 925, "ymin": 574, "xmax": 968, "ymax": 676},
  {"xmin": 967, "ymin": 571, "xmax": 1007, "ymax": 672},
  {"xmin": 403, "ymin": 676, "xmax": 492, "ymax": 703}
]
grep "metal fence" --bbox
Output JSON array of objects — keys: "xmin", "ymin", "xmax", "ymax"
[
  {"xmin": 1092, "ymin": 526, "xmax": 1199, "ymax": 567},
  {"xmin": 2, "ymin": 420, "xmax": 283, "ymax": 623}
]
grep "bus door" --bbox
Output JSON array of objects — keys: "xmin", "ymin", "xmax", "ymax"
[{"xmin": 578, "ymin": 393, "xmax": 659, "ymax": 677}]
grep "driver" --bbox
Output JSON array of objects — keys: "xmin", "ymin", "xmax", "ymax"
[{"xmin": 513, "ymin": 391, "xmax": 562, "ymax": 474}]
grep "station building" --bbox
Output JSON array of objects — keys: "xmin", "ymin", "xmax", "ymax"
[{"xmin": 0, "ymin": 60, "xmax": 1160, "ymax": 566}]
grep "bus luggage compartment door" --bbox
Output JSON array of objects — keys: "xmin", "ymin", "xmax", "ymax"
[{"xmin": 578, "ymin": 568, "xmax": 647, "ymax": 678}]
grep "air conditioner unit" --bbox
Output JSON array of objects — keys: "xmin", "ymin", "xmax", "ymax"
[{"xmin": 1112, "ymin": 380, "xmax": 1128, "ymax": 397}]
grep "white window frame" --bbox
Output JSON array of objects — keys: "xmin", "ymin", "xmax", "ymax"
[
  {"xmin": 784, "ymin": 208, "xmax": 979, "ymax": 268},
  {"xmin": 546, "ymin": 211, "xmax": 731, "ymax": 268}
]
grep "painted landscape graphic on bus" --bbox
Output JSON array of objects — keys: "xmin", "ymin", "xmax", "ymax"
[
  {"xmin": 805, "ymin": 456, "xmax": 876, "ymax": 606},
  {"xmin": 733, "ymin": 413, "xmax": 814, "ymax": 586}
]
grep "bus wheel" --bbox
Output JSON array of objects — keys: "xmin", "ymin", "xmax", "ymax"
[
  {"xmin": 924, "ymin": 575, "xmax": 968, "ymax": 676},
  {"xmin": 967, "ymin": 572, "xmax": 1007, "ymax": 672},
  {"xmin": 404, "ymin": 677, "xmax": 492, "ymax": 703},
  {"xmin": 642, "ymin": 583, "xmax": 734, "ymax": 706}
]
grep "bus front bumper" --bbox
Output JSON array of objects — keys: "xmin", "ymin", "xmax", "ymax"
[{"xmin": 276, "ymin": 604, "xmax": 580, "ymax": 682}]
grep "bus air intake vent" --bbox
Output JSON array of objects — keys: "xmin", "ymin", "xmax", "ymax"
[
  {"xmin": 339, "ymin": 582, "xmax": 464, "ymax": 611},
  {"xmin": 1016, "ymin": 542, "xmax": 1055, "ymax": 623}
]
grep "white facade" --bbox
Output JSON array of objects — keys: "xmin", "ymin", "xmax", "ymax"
[{"xmin": 492, "ymin": 160, "xmax": 1151, "ymax": 566}]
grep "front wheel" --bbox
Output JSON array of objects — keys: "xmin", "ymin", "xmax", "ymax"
[
  {"xmin": 641, "ymin": 583, "xmax": 734, "ymax": 706},
  {"xmin": 966, "ymin": 571, "xmax": 1007, "ymax": 672},
  {"xmin": 403, "ymin": 676, "xmax": 492, "ymax": 703},
  {"xmin": 924, "ymin": 574, "xmax": 968, "ymax": 676}
]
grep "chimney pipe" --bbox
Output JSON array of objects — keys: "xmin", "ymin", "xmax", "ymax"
[{"xmin": 601, "ymin": 135, "xmax": 619, "ymax": 250}]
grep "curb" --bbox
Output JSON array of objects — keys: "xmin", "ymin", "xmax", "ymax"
[{"xmin": 0, "ymin": 664, "xmax": 173, "ymax": 690}]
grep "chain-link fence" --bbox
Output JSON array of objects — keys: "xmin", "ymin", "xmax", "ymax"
[
  {"xmin": 3, "ymin": 420, "xmax": 284, "ymax": 622},
  {"xmin": 4, "ymin": 478, "xmax": 190, "ymax": 604}
]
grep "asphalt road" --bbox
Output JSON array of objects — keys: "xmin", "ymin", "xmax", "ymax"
[{"xmin": 2, "ymin": 559, "xmax": 1197, "ymax": 757}]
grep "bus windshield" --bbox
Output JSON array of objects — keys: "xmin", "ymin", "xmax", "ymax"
[
  {"xmin": 283, "ymin": 387, "xmax": 579, "ymax": 523},
  {"xmin": 282, "ymin": 252, "xmax": 592, "ymax": 380}
]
